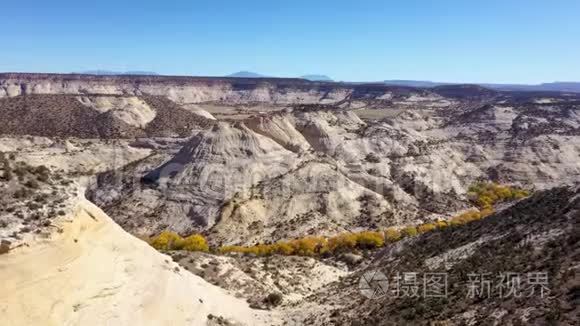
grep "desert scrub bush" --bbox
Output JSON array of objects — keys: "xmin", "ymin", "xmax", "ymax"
[
  {"xmin": 264, "ymin": 292, "xmax": 283, "ymax": 307},
  {"xmin": 33, "ymin": 165, "xmax": 50, "ymax": 175},
  {"xmin": 365, "ymin": 153, "xmax": 381, "ymax": 163},
  {"xmin": 33, "ymin": 194, "xmax": 48, "ymax": 203},
  {"xmin": 0, "ymin": 154, "xmax": 13, "ymax": 181},
  {"xmin": 26, "ymin": 201, "xmax": 42, "ymax": 211},
  {"xmin": 33, "ymin": 165, "xmax": 50, "ymax": 182},
  {"xmin": 0, "ymin": 240, "xmax": 10, "ymax": 255},
  {"xmin": 24, "ymin": 179, "xmax": 40, "ymax": 189},
  {"xmin": 401, "ymin": 226, "xmax": 418, "ymax": 238},
  {"xmin": 1, "ymin": 168, "xmax": 13, "ymax": 181},
  {"xmin": 13, "ymin": 165, "xmax": 27, "ymax": 178},
  {"xmin": 13, "ymin": 188, "xmax": 32, "ymax": 199},
  {"xmin": 367, "ymin": 168, "xmax": 379, "ymax": 175}
]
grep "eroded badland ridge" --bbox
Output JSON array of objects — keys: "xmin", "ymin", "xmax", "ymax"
[{"xmin": 1, "ymin": 73, "xmax": 579, "ymax": 325}]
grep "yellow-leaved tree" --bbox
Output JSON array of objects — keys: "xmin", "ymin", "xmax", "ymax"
[
  {"xmin": 290, "ymin": 237, "xmax": 326, "ymax": 256},
  {"xmin": 181, "ymin": 234, "xmax": 209, "ymax": 252},
  {"xmin": 417, "ymin": 223, "xmax": 437, "ymax": 234},
  {"xmin": 355, "ymin": 231, "xmax": 384, "ymax": 249},
  {"xmin": 325, "ymin": 233, "xmax": 357, "ymax": 253},
  {"xmin": 149, "ymin": 231, "xmax": 183, "ymax": 250},
  {"xmin": 401, "ymin": 226, "xmax": 418, "ymax": 238},
  {"xmin": 384, "ymin": 228, "xmax": 402, "ymax": 242}
]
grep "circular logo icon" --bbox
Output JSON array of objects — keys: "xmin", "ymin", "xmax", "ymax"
[{"xmin": 359, "ymin": 270, "xmax": 389, "ymax": 299}]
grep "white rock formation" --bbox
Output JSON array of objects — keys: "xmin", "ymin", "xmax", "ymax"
[
  {"xmin": 77, "ymin": 96, "xmax": 156, "ymax": 128},
  {"xmin": 96, "ymin": 122, "xmax": 301, "ymax": 234},
  {"xmin": 0, "ymin": 75, "xmax": 353, "ymax": 105},
  {"xmin": 245, "ymin": 113, "xmax": 311, "ymax": 152},
  {"xmin": 0, "ymin": 198, "xmax": 276, "ymax": 325}
]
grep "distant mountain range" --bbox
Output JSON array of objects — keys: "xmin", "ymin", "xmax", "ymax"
[
  {"xmin": 226, "ymin": 73, "xmax": 580, "ymax": 93},
  {"xmin": 384, "ymin": 80, "xmax": 580, "ymax": 93},
  {"xmin": 300, "ymin": 75, "xmax": 333, "ymax": 81},
  {"xmin": 78, "ymin": 70, "xmax": 159, "ymax": 76},
  {"xmin": 71, "ymin": 70, "xmax": 578, "ymax": 93},
  {"xmin": 226, "ymin": 71, "xmax": 266, "ymax": 78},
  {"xmin": 226, "ymin": 71, "xmax": 333, "ymax": 81}
]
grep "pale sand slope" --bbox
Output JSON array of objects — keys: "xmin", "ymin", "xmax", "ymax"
[{"xmin": 0, "ymin": 198, "xmax": 275, "ymax": 326}]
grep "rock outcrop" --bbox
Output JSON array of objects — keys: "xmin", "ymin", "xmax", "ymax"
[
  {"xmin": 0, "ymin": 197, "xmax": 276, "ymax": 325},
  {"xmin": 92, "ymin": 122, "xmax": 300, "ymax": 235}
]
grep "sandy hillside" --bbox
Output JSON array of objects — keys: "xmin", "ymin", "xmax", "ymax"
[{"xmin": 0, "ymin": 197, "xmax": 276, "ymax": 326}]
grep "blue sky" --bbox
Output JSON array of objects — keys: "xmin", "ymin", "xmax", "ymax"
[{"xmin": 1, "ymin": 0, "xmax": 578, "ymax": 83}]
